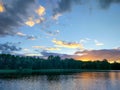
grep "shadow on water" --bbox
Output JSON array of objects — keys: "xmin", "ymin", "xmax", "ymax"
[
  {"xmin": 0, "ymin": 70, "xmax": 119, "ymax": 79},
  {"xmin": 0, "ymin": 72, "xmax": 79, "ymax": 79},
  {"xmin": 0, "ymin": 71, "xmax": 120, "ymax": 90}
]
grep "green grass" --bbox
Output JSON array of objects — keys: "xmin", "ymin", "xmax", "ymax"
[
  {"xmin": 0, "ymin": 69, "xmax": 119, "ymax": 78},
  {"xmin": 0, "ymin": 69, "xmax": 116, "ymax": 74}
]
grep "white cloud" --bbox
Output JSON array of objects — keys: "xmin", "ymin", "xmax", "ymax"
[
  {"xmin": 52, "ymin": 13, "xmax": 62, "ymax": 20},
  {"xmin": 32, "ymin": 46, "xmax": 61, "ymax": 51},
  {"xmin": 94, "ymin": 40, "xmax": 104, "ymax": 46},
  {"xmin": 16, "ymin": 32, "xmax": 37, "ymax": 40},
  {"xmin": 80, "ymin": 38, "xmax": 91, "ymax": 43},
  {"xmin": 16, "ymin": 32, "xmax": 26, "ymax": 37},
  {"xmin": 22, "ymin": 48, "xmax": 30, "ymax": 52}
]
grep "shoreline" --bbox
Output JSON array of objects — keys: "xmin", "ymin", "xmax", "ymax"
[
  {"xmin": 0, "ymin": 69, "xmax": 119, "ymax": 74},
  {"xmin": 0, "ymin": 69, "xmax": 119, "ymax": 78}
]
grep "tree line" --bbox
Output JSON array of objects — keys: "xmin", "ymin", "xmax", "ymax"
[{"xmin": 0, "ymin": 54, "xmax": 120, "ymax": 70}]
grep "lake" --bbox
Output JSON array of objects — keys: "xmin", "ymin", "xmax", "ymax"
[{"xmin": 0, "ymin": 71, "xmax": 120, "ymax": 90}]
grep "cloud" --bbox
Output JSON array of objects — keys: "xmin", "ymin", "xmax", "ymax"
[
  {"xmin": 33, "ymin": 46, "xmax": 61, "ymax": 51},
  {"xmin": 16, "ymin": 32, "xmax": 37, "ymax": 40},
  {"xmin": 35, "ymin": 18, "xmax": 45, "ymax": 24},
  {"xmin": 1, "ymin": 0, "xmax": 117, "ymax": 36},
  {"xmin": 74, "ymin": 49, "xmax": 120, "ymax": 62},
  {"xmin": 115, "ymin": 47, "xmax": 120, "ymax": 50},
  {"xmin": 32, "ymin": 46, "xmax": 44, "ymax": 49},
  {"xmin": 0, "ymin": 42, "xmax": 21, "ymax": 54},
  {"xmin": 52, "ymin": 13, "xmax": 62, "ymax": 20},
  {"xmin": 22, "ymin": 48, "xmax": 30, "ymax": 52},
  {"xmin": 0, "ymin": 2, "xmax": 5, "ymax": 13},
  {"xmin": 16, "ymin": 32, "xmax": 27, "ymax": 37},
  {"xmin": 53, "ymin": 0, "xmax": 83, "ymax": 18},
  {"xmin": 52, "ymin": 0, "xmax": 120, "ymax": 18},
  {"xmin": 24, "ymin": 53, "xmax": 41, "ymax": 56},
  {"xmin": 98, "ymin": 0, "xmax": 120, "ymax": 9},
  {"xmin": 94, "ymin": 40, "xmax": 104, "ymax": 46},
  {"xmin": 25, "ymin": 19, "xmax": 35, "ymax": 27},
  {"xmin": 0, "ymin": 0, "xmax": 35, "ymax": 37},
  {"xmin": 40, "ymin": 50, "xmax": 77, "ymax": 59},
  {"xmin": 53, "ymin": 0, "xmax": 72, "ymax": 14},
  {"xmin": 80, "ymin": 38, "xmax": 91, "ymax": 43},
  {"xmin": 27, "ymin": 35, "xmax": 37, "ymax": 40},
  {"xmin": 52, "ymin": 38, "xmax": 83, "ymax": 49},
  {"xmin": 35, "ymin": 49, "xmax": 120, "ymax": 62},
  {"xmin": 25, "ymin": 17, "xmax": 45, "ymax": 27},
  {"xmin": 35, "ymin": 5, "xmax": 45, "ymax": 16},
  {"xmin": 45, "ymin": 47, "xmax": 61, "ymax": 51},
  {"xmin": 45, "ymin": 30, "xmax": 60, "ymax": 36}
]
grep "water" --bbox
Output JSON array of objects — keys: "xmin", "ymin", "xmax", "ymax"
[{"xmin": 0, "ymin": 71, "xmax": 120, "ymax": 90}]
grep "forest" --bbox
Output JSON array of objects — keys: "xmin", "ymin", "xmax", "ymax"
[{"xmin": 0, "ymin": 54, "xmax": 120, "ymax": 70}]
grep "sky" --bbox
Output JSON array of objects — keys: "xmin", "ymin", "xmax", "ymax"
[{"xmin": 0, "ymin": 0, "xmax": 120, "ymax": 62}]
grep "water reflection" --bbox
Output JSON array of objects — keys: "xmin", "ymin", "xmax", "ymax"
[
  {"xmin": 0, "ymin": 71, "xmax": 120, "ymax": 90},
  {"xmin": 46, "ymin": 75, "xmax": 60, "ymax": 81}
]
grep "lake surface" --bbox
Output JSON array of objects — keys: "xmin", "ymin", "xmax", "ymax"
[{"xmin": 0, "ymin": 71, "xmax": 120, "ymax": 90}]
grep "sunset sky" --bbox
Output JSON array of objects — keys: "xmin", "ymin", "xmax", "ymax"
[{"xmin": 0, "ymin": 0, "xmax": 120, "ymax": 62}]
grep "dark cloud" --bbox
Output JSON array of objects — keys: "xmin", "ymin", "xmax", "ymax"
[
  {"xmin": 53, "ymin": 0, "xmax": 82, "ymax": 16},
  {"xmin": 0, "ymin": 42, "xmax": 22, "ymax": 54},
  {"xmin": 45, "ymin": 30, "xmax": 60, "ymax": 36},
  {"xmin": 99, "ymin": 0, "xmax": 120, "ymax": 9},
  {"xmin": 0, "ymin": 0, "xmax": 35, "ymax": 36},
  {"xmin": 40, "ymin": 50, "xmax": 77, "ymax": 59},
  {"xmin": 41, "ymin": 49, "xmax": 120, "ymax": 61},
  {"xmin": 53, "ymin": 0, "xmax": 120, "ymax": 16},
  {"xmin": 0, "ymin": 0, "xmax": 119, "ymax": 37},
  {"xmin": 74, "ymin": 49, "xmax": 120, "ymax": 61},
  {"xmin": 26, "ymin": 35, "xmax": 37, "ymax": 40}
]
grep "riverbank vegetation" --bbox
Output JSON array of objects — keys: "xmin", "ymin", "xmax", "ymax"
[{"xmin": 0, "ymin": 54, "xmax": 119, "ymax": 72}]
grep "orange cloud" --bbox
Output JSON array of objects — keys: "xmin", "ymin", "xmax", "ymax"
[
  {"xmin": 74, "ymin": 49, "xmax": 120, "ymax": 62},
  {"xmin": 52, "ymin": 39, "xmax": 83, "ymax": 49},
  {"xmin": 35, "ymin": 5, "xmax": 45, "ymax": 16},
  {"xmin": 0, "ymin": 2, "xmax": 5, "ymax": 13},
  {"xmin": 25, "ymin": 17, "xmax": 45, "ymax": 27},
  {"xmin": 25, "ymin": 20, "xmax": 35, "ymax": 27},
  {"xmin": 24, "ymin": 6, "xmax": 45, "ymax": 27},
  {"xmin": 35, "ymin": 19, "xmax": 41, "ymax": 24},
  {"xmin": 35, "ymin": 17, "xmax": 45, "ymax": 24}
]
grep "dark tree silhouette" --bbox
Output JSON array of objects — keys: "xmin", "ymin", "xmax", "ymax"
[{"xmin": 0, "ymin": 54, "xmax": 119, "ymax": 70}]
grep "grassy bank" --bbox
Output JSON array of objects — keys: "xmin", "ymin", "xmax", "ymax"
[
  {"xmin": 0, "ymin": 69, "xmax": 119, "ymax": 78},
  {"xmin": 0, "ymin": 69, "xmax": 118, "ymax": 74},
  {"xmin": 0, "ymin": 69, "xmax": 82, "ymax": 74}
]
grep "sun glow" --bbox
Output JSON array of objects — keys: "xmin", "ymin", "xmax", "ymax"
[
  {"xmin": 0, "ymin": 2, "xmax": 5, "ymax": 13},
  {"xmin": 76, "ymin": 57, "xmax": 120, "ymax": 63}
]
